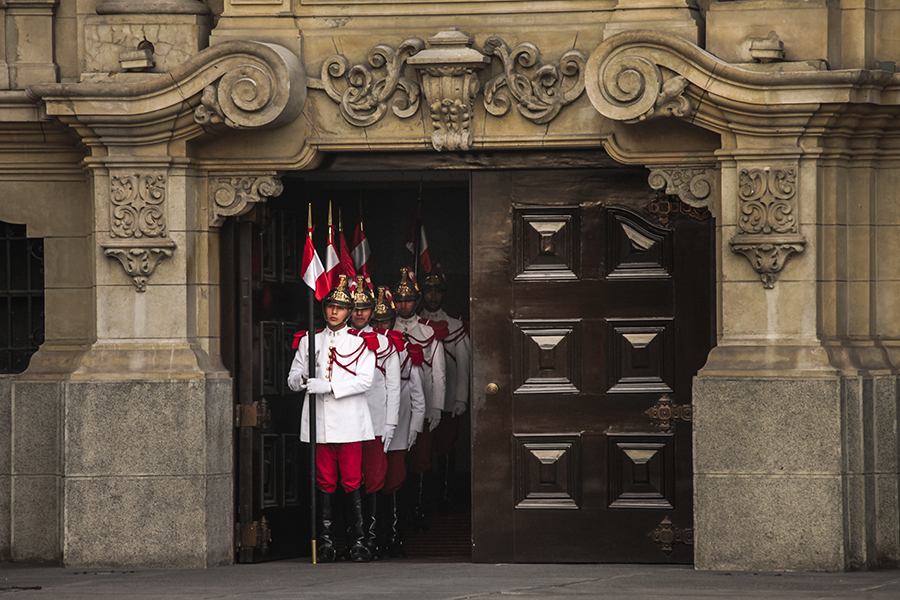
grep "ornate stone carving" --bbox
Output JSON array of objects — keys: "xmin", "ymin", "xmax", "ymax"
[
  {"xmin": 408, "ymin": 29, "xmax": 491, "ymax": 151},
  {"xmin": 729, "ymin": 166, "xmax": 806, "ymax": 288},
  {"xmin": 648, "ymin": 167, "xmax": 717, "ymax": 217},
  {"xmin": 482, "ymin": 37, "xmax": 587, "ymax": 125},
  {"xmin": 101, "ymin": 172, "xmax": 175, "ymax": 292},
  {"xmin": 309, "ymin": 38, "xmax": 426, "ymax": 127},
  {"xmin": 192, "ymin": 43, "xmax": 307, "ymax": 130},
  {"xmin": 209, "ymin": 174, "xmax": 284, "ymax": 227},
  {"xmin": 586, "ymin": 49, "xmax": 693, "ymax": 123}
]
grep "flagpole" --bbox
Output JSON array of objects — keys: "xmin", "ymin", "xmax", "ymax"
[
  {"xmin": 307, "ymin": 204, "xmax": 318, "ymax": 564},
  {"xmin": 414, "ymin": 181, "xmax": 422, "ymax": 282}
]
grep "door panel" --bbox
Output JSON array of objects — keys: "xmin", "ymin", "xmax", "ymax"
[{"xmin": 471, "ymin": 169, "xmax": 712, "ymax": 563}]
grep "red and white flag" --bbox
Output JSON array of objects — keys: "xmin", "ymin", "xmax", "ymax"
[
  {"xmin": 302, "ymin": 226, "xmax": 328, "ymax": 301},
  {"xmin": 339, "ymin": 226, "xmax": 356, "ymax": 280},
  {"xmin": 323, "ymin": 203, "xmax": 340, "ymax": 291},
  {"xmin": 352, "ymin": 218, "xmax": 373, "ymax": 290},
  {"xmin": 405, "ymin": 221, "xmax": 432, "ymax": 274}
]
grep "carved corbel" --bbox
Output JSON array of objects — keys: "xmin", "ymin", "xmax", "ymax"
[
  {"xmin": 209, "ymin": 174, "xmax": 284, "ymax": 227},
  {"xmin": 648, "ymin": 167, "xmax": 718, "ymax": 217},
  {"xmin": 586, "ymin": 48, "xmax": 693, "ymax": 123},
  {"xmin": 407, "ymin": 29, "xmax": 491, "ymax": 151},
  {"xmin": 729, "ymin": 166, "xmax": 806, "ymax": 288},
  {"xmin": 100, "ymin": 172, "xmax": 176, "ymax": 292},
  {"xmin": 481, "ymin": 37, "xmax": 587, "ymax": 125}
]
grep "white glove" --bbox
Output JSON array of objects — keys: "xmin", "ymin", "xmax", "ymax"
[
  {"xmin": 452, "ymin": 401, "xmax": 467, "ymax": 416},
  {"xmin": 383, "ymin": 425, "xmax": 396, "ymax": 452},
  {"xmin": 306, "ymin": 378, "xmax": 332, "ymax": 395},
  {"xmin": 287, "ymin": 373, "xmax": 306, "ymax": 393},
  {"xmin": 427, "ymin": 408, "xmax": 441, "ymax": 431},
  {"xmin": 407, "ymin": 428, "xmax": 418, "ymax": 450}
]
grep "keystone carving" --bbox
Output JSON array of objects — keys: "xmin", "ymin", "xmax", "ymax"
[
  {"xmin": 586, "ymin": 50, "xmax": 693, "ymax": 123},
  {"xmin": 482, "ymin": 37, "xmax": 587, "ymax": 125},
  {"xmin": 408, "ymin": 29, "xmax": 491, "ymax": 151},
  {"xmin": 209, "ymin": 174, "xmax": 284, "ymax": 227},
  {"xmin": 648, "ymin": 168, "xmax": 717, "ymax": 217},
  {"xmin": 310, "ymin": 38, "xmax": 426, "ymax": 127},
  {"xmin": 101, "ymin": 172, "xmax": 175, "ymax": 292},
  {"xmin": 729, "ymin": 166, "xmax": 806, "ymax": 288}
]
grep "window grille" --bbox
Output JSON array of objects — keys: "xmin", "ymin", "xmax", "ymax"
[{"xmin": 0, "ymin": 222, "xmax": 44, "ymax": 374}]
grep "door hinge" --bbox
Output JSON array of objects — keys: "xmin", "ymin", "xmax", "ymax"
[
  {"xmin": 235, "ymin": 516, "xmax": 271, "ymax": 553},
  {"xmin": 645, "ymin": 395, "xmax": 692, "ymax": 432},
  {"xmin": 235, "ymin": 399, "xmax": 270, "ymax": 428}
]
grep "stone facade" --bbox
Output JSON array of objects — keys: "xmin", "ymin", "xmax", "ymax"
[{"xmin": 0, "ymin": 0, "xmax": 898, "ymax": 571}]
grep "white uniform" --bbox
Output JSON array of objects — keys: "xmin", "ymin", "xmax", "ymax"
[
  {"xmin": 395, "ymin": 315, "xmax": 446, "ymax": 424},
  {"xmin": 288, "ymin": 326, "xmax": 376, "ymax": 444},
  {"xmin": 420, "ymin": 308, "xmax": 471, "ymax": 413},
  {"xmin": 359, "ymin": 325, "xmax": 401, "ymax": 437},
  {"xmin": 388, "ymin": 342, "xmax": 427, "ymax": 451}
]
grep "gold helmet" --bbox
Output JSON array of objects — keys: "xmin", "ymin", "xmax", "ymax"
[
  {"xmin": 351, "ymin": 274, "xmax": 375, "ymax": 310},
  {"xmin": 322, "ymin": 274, "xmax": 354, "ymax": 309},
  {"xmin": 372, "ymin": 286, "xmax": 396, "ymax": 322},
  {"xmin": 421, "ymin": 263, "xmax": 447, "ymax": 292},
  {"xmin": 393, "ymin": 267, "xmax": 419, "ymax": 302}
]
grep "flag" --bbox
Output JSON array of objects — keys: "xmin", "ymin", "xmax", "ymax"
[
  {"xmin": 405, "ymin": 220, "xmax": 432, "ymax": 274},
  {"xmin": 339, "ymin": 225, "xmax": 356, "ymax": 280},
  {"xmin": 302, "ymin": 226, "xmax": 328, "ymax": 301},
  {"xmin": 352, "ymin": 219, "xmax": 371, "ymax": 274},
  {"xmin": 323, "ymin": 202, "xmax": 340, "ymax": 290}
]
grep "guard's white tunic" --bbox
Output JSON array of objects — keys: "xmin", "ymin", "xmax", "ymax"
[
  {"xmin": 395, "ymin": 315, "xmax": 446, "ymax": 415},
  {"xmin": 387, "ymin": 343, "xmax": 426, "ymax": 452},
  {"xmin": 359, "ymin": 325, "xmax": 401, "ymax": 435},
  {"xmin": 420, "ymin": 308, "xmax": 471, "ymax": 412},
  {"xmin": 287, "ymin": 326, "xmax": 376, "ymax": 444}
]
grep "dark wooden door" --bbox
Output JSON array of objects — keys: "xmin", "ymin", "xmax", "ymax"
[
  {"xmin": 222, "ymin": 205, "xmax": 311, "ymax": 563},
  {"xmin": 470, "ymin": 168, "xmax": 713, "ymax": 563}
]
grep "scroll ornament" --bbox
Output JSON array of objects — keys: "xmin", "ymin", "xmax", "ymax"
[
  {"xmin": 209, "ymin": 175, "xmax": 284, "ymax": 227},
  {"xmin": 729, "ymin": 167, "xmax": 806, "ymax": 289},
  {"xmin": 101, "ymin": 173, "xmax": 176, "ymax": 292},
  {"xmin": 585, "ymin": 49, "xmax": 693, "ymax": 123},
  {"xmin": 310, "ymin": 38, "xmax": 426, "ymax": 127},
  {"xmin": 482, "ymin": 37, "xmax": 587, "ymax": 124},
  {"xmin": 648, "ymin": 168, "xmax": 717, "ymax": 217}
]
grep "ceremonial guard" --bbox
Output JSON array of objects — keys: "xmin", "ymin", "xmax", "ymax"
[
  {"xmin": 349, "ymin": 276, "xmax": 401, "ymax": 560},
  {"xmin": 419, "ymin": 265, "xmax": 471, "ymax": 508},
  {"xmin": 287, "ymin": 274, "xmax": 376, "ymax": 563},
  {"xmin": 392, "ymin": 267, "xmax": 446, "ymax": 530},
  {"xmin": 370, "ymin": 286, "xmax": 426, "ymax": 557}
]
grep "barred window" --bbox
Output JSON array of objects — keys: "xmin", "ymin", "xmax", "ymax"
[{"xmin": 0, "ymin": 222, "xmax": 44, "ymax": 374}]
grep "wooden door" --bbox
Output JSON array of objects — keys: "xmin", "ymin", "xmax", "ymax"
[
  {"xmin": 470, "ymin": 168, "xmax": 713, "ymax": 563},
  {"xmin": 222, "ymin": 205, "xmax": 311, "ymax": 563}
]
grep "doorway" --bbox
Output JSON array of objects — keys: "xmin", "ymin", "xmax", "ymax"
[{"xmin": 224, "ymin": 151, "xmax": 715, "ymax": 564}]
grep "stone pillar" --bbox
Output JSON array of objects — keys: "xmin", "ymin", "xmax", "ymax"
[
  {"xmin": 4, "ymin": 0, "xmax": 59, "ymax": 88},
  {"xmin": 605, "ymin": 0, "xmax": 704, "ymax": 46}
]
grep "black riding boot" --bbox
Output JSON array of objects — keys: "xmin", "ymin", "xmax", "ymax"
[
  {"xmin": 317, "ymin": 490, "xmax": 337, "ymax": 563},
  {"xmin": 411, "ymin": 472, "xmax": 429, "ymax": 532},
  {"xmin": 435, "ymin": 452, "xmax": 454, "ymax": 512},
  {"xmin": 346, "ymin": 487, "xmax": 371, "ymax": 562},
  {"xmin": 383, "ymin": 491, "xmax": 407, "ymax": 558},
  {"xmin": 364, "ymin": 492, "xmax": 381, "ymax": 560}
]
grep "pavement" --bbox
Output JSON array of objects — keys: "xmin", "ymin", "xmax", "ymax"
[{"xmin": 1, "ymin": 559, "xmax": 899, "ymax": 599}]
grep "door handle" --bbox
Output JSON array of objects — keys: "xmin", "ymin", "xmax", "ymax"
[{"xmin": 485, "ymin": 382, "xmax": 499, "ymax": 395}]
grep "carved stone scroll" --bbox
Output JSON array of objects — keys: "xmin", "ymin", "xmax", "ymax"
[
  {"xmin": 209, "ymin": 174, "xmax": 284, "ymax": 227},
  {"xmin": 101, "ymin": 172, "xmax": 175, "ymax": 292},
  {"xmin": 729, "ymin": 166, "xmax": 806, "ymax": 288},
  {"xmin": 585, "ymin": 48, "xmax": 693, "ymax": 123},
  {"xmin": 648, "ymin": 167, "xmax": 717, "ymax": 217},
  {"xmin": 309, "ymin": 38, "xmax": 426, "ymax": 127},
  {"xmin": 408, "ymin": 29, "xmax": 491, "ymax": 151},
  {"xmin": 482, "ymin": 37, "xmax": 587, "ymax": 125}
]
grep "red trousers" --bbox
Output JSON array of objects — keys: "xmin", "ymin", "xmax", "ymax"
[
  {"xmin": 362, "ymin": 437, "xmax": 387, "ymax": 493},
  {"xmin": 407, "ymin": 419, "xmax": 435, "ymax": 474},
  {"xmin": 382, "ymin": 449, "xmax": 407, "ymax": 494},
  {"xmin": 433, "ymin": 412, "xmax": 460, "ymax": 454},
  {"xmin": 316, "ymin": 442, "xmax": 363, "ymax": 493}
]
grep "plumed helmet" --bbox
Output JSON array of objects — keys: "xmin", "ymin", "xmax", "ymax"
[
  {"xmin": 393, "ymin": 267, "xmax": 420, "ymax": 302},
  {"xmin": 351, "ymin": 274, "xmax": 375, "ymax": 310},
  {"xmin": 372, "ymin": 286, "xmax": 396, "ymax": 322},
  {"xmin": 322, "ymin": 274, "xmax": 354, "ymax": 309},
  {"xmin": 421, "ymin": 263, "xmax": 447, "ymax": 292}
]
